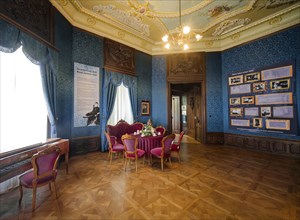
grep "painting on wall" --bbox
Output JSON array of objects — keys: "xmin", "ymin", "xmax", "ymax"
[{"xmin": 141, "ymin": 100, "xmax": 150, "ymax": 116}]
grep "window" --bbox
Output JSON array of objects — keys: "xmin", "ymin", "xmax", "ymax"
[
  {"xmin": 107, "ymin": 83, "xmax": 133, "ymax": 125},
  {"xmin": 0, "ymin": 47, "xmax": 48, "ymax": 153}
]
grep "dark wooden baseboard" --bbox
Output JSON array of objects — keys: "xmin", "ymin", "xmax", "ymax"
[
  {"xmin": 70, "ymin": 136, "xmax": 100, "ymax": 156},
  {"xmin": 206, "ymin": 132, "xmax": 224, "ymax": 144},
  {"xmin": 206, "ymin": 132, "xmax": 300, "ymax": 157}
]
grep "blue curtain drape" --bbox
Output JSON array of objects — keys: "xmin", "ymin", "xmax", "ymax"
[
  {"xmin": 0, "ymin": 19, "xmax": 58, "ymax": 137},
  {"xmin": 100, "ymin": 69, "xmax": 137, "ymax": 151}
]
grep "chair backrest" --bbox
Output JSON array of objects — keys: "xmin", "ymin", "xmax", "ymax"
[
  {"xmin": 121, "ymin": 134, "xmax": 138, "ymax": 154},
  {"xmin": 161, "ymin": 134, "xmax": 176, "ymax": 155},
  {"xmin": 32, "ymin": 146, "xmax": 61, "ymax": 179},
  {"xmin": 155, "ymin": 126, "xmax": 166, "ymax": 135},
  {"xmin": 177, "ymin": 131, "xmax": 185, "ymax": 145}
]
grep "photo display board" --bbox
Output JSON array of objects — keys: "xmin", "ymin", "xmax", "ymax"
[{"xmin": 228, "ymin": 63, "xmax": 298, "ymax": 135}]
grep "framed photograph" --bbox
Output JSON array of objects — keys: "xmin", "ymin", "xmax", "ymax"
[
  {"xmin": 230, "ymin": 107, "xmax": 243, "ymax": 117},
  {"xmin": 261, "ymin": 106, "xmax": 271, "ymax": 117},
  {"xmin": 241, "ymin": 96, "xmax": 254, "ymax": 105},
  {"xmin": 230, "ymin": 97, "xmax": 240, "ymax": 105},
  {"xmin": 270, "ymin": 79, "xmax": 290, "ymax": 90},
  {"xmin": 266, "ymin": 119, "xmax": 290, "ymax": 130},
  {"xmin": 228, "ymin": 75, "xmax": 243, "ymax": 85},
  {"xmin": 141, "ymin": 100, "xmax": 150, "ymax": 116},
  {"xmin": 261, "ymin": 65, "xmax": 293, "ymax": 80},
  {"xmin": 244, "ymin": 72, "xmax": 260, "ymax": 83},
  {"xmin": 253, "ymin": 118, "xmax": 262, "ymax": 128},
  {"xmin": 253, "ymin": 82, "xmax": 267, "ymax": 92}
]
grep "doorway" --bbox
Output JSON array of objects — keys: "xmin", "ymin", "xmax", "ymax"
[{"xmin": 169, "ymin": 83, "xmax": 206, "ymax": 143}]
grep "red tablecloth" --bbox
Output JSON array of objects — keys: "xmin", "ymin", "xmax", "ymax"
[{"xmin": 133, "ymin": 134, "xmax": 163, "ymax": 155}]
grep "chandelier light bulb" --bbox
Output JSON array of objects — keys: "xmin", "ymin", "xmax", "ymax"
[
  {"xmin": 195, "ymin": 34, "xmax": 202, "ymax": 41},
  {"xmin": 183, "ymin": 44, "xmax": 189, "ymax": 50},
  {"xmin": 183, "ymin": 26, "xmax": 190, "ymax": 34},
  {"xmin": 162, "ymin": 35, "xmax": 169, "ymax": 42},
  {"xmin": 164, "ymin": 43, "xmax": 170, "ymax": 49}
]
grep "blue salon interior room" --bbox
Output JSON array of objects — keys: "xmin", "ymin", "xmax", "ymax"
[{"xmin": 1, "ymin": 0, "xmax": 300, "ymax": 219}]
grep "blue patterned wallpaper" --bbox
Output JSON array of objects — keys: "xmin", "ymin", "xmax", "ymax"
[
  {"xmin": 152, "ymin": 56, "xmax": 167, "ymax": 127},
  {"xmin": 71, "ymin": 29, "xmax": 104, "ymax": 138},
  {"xmin": 55, "ymin": 12, "xmax": 73, "ymax": 139},
  {"xmin": 206, "ymin": 52, "xmax": 223, "ymax": 132},
  {"xmin": 136, "ymin": 51, "xmax": 152, "ymax": 124},
  {"xmin": 222, "ymin": 26, "xmax": 300, "ymax": 139}
]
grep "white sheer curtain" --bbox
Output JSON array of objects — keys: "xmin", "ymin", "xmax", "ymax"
[
  {"xmin": 107, "ymin": 83, "xmax": 134, "ymax": 125},
  {"xmin": 0, "ymin": 47, "xmax": 48, "ymax": 193}
]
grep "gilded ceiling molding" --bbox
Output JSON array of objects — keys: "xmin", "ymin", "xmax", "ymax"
[
  {"xmin": 212, "ymin": 18, "xmax": 251, "ymax": 36},
  {"xmin": 231, "ymin": 33, "xmax": 240, "ymax": 41},
  {"xmin": 202, "ymin": 0, "xmax": 256, "ymax": 33},
  {"xmin": 255, "ymin": 0, "xmax": 298, "ymax": 10},
  {"xmin": 86, "ymin": 16, "xmax": 96, "ymax": 26},
  {"xmin": 269, "ymin": 16, "xmax": 283, "ymax": 26},
  {"xmin": 93, "ymin": 4, "xmax": 150, "ymax": 36},
  {"xmin": 118, "ymin": 31, "xmax": 126, "ymax": 38},
  {"xmin": 57, "ymin": 0, "xmax": 68, "ymax": 7}
]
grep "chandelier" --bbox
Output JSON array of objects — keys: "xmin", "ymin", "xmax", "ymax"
[{"xmin": 161, "ymin": 0, "xmax": 202, "ymax": 50}]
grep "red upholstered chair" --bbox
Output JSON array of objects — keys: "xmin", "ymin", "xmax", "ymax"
[
  {"xmin": 154, "ymin": 126, "xmax": 166, "ymax": 136},
  {"xmin": 105, "ymin": 131, "xmax": 125, "ymax": 164},
  {"xmin": 171, "ymin": 131, "xmax": 185, "ymax": 162},
  {"xmin": 150, "ymin": 134, "xmax": 176, "ymax": 171},
  {"xmin": 18, "ymin": 146, "xmax": 61, "ymax": 211},
  {"xmin": 122, "ymin": 134, "xmax": 145, "ymax": 172}
]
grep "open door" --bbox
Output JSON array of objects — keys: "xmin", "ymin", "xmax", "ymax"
[{"xmin": 172, "ymin": 96, "xmax": 180, "ymax": 133}]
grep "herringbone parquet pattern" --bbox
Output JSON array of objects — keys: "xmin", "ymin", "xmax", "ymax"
[{"xmin": 1, "ymin": 136, "xmax": 299, "ymax": 219}]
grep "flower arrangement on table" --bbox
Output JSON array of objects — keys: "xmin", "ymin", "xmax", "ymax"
[{"xmin": 141, "ymin": 124, "xmax": 155, "ymax": 137}]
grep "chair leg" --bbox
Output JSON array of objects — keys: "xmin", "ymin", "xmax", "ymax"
[
  {"xmin": 49, "ymin": 182, "xmax": 52, "ymax": 191},
  {"xmin": 18, "ymin": 184, "xmax": 23, "ymax": 206},
  {"xmin": 135, "ymin": 159, "xmax": 138, "ymax": 172},
  {"xmin": 124, "ymin": 158, "xmax": 127, "ymax": 171},
  {"xmin": 32, "ymin": 185, "xmax": 37, "ymax": 211},
  {"xmin": 107, "ymin": 151, "xmax": 111, "ymax": 160},
  {"xmin": 161, "ymin": 158, "xmax": 164, "ymax": 171},
  {"xmin": 178, "ymin": 153, "xmax": 181, "ymax": 163},
  {"xmin": 53, "ymin": 181, "xmax": 58, "ymax": 198}
]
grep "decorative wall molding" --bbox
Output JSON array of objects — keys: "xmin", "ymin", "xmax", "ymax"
[
  {"xmin": 70, "ymin": 136, "xmax": 100, "ymax": 156},
  {"xmin": 167, "ymin": 52, "xmax": 205, "ymax": 82},
  {"xmin": 224, "ymin": 133, "xmax": 300, "ymax": 157},
  {"xmin": 104, "ymin": 38, "xmax": 136, "ymax": 75},
  {"xmin": 0, "ymin": 0, "xmax": 54, "ymax": 45}
]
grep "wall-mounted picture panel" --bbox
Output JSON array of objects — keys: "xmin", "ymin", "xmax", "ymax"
[
  {"xmin": 231, "ymin": 119, "xmax": 250, "ymax": 127},
  {"xmin": 270, "ymin": 79, "xmax": 290, "ymax": 90},
  {"xmin": 244, "ymin": 107, "xmax": 259, "ymax": 116},
  {"xmin": 230, "ymin": 84, "xmax": 251, "ymax": 95},
  {"xmin": 245, "ymin": 72, "xmax": 260, "ymax": 83},
  {"xmin": 266, "ymin": 119, "xmax": 290, "ymax": 130},
  {"xmin": 253, "ymin": 118, "xmax": 262, "ymax": 128},
  {"xmin": 273, "ymin": 106, "xmax": 294, "ymax": 118},
  {"xmin": 230, "ymin": 97, "xmax": 241, "ymax": 105},
  {"xmin": 261, "ymin": 65, "xmax": 292, "ymax": 80},
  {"xmin": 242, "ymin": 96, "xmax": 254, "ymax": 105},
  {"xmin": 252, "ymin": 81, "xmax": 267, "ymax": 92},
  {"xmin": 261, "ymin": 106, "xmax": 271, "ymax": 117},
  {"xmin": 229, "ymin": 75, "xmax": 243, "ymax": 85},
  {"xmin": 227, "ymin": 63, "xmax": 297, "ymax": 135},
  {"xmin": 230, "ymin": 108, "xmax": 243, "ymax": 117},
  {"xmin": 255, "ymin": 92, "xmax": 293, "ymax": 105}
]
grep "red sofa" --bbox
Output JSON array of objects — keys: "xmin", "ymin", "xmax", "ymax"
[{"xmin": 106, "ymin": 121, "xmax": 144, "ymax": 144}]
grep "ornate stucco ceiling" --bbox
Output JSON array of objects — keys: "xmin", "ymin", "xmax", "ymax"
[{"xmin": 50, "ymin": 0, "xmax": 300, "ymax": 55}]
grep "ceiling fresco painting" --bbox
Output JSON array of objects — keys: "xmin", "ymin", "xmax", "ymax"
[{"xmin": 50, "ymin": 0, "xmax": 300, "ymax": 55}]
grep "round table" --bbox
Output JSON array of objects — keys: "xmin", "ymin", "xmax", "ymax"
[{"xmin": 133, "ymin": 134, "xmax": 164, "ymax": 156}]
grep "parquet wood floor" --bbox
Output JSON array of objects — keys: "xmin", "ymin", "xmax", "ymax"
[{"xmin": 1, "ymin": 139, "xmax": 300, "ymax": 219}]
